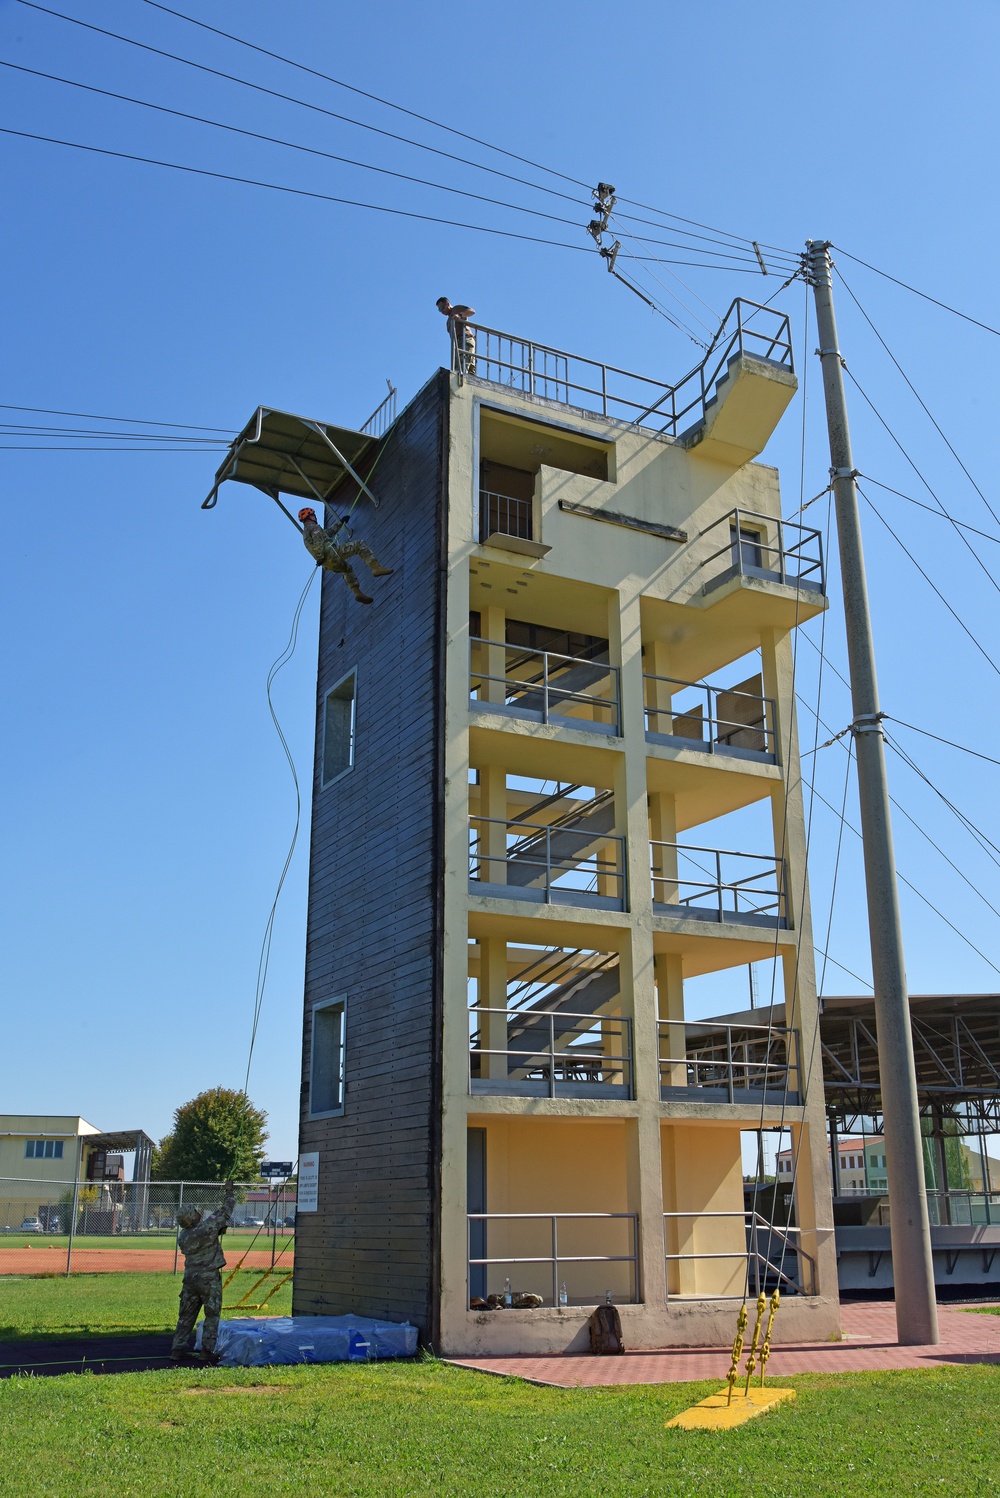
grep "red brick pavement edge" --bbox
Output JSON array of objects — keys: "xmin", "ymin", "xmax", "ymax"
[{"xmin": 446, "ymin": 1302, "xmax": 1000, "ymax": 1387}]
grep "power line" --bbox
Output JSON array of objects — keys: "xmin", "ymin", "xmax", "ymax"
[
  {"xmin": 836, "ymin": 266, "xmax": 1000, "ymax": 531},
  {"xmin": 833, "ymin": 245, "xmax": 1000, "ymax": 339},
  {"xmin": 885, "ymin": 716, "xmax": 1000, "ymax": 770},
  {"xmin": 0, "ymin": 127, "xmax": 601, "ymax": 254},
  {"xmin": 0, "ymin": 443, "xmax": 228, "ymax": 450},
  {"xmin": 861, "ymin": 475, "xmax": 1000, "ymax": 545},
  {"xmin": 1, "ymin": 422, "xmax": 224, "ymax": 442},
  {"xmin": 0, "ymin": 126, "xmax": 779, "ymax": 273},
  {"xmin": 0, "ymin": 59, "xmax": 603, "ymax": 239},
  {"xmin": 808, "ymin": 777, "xmax": 1000, "ymax": 979},
  {"xmin": 13, "ymin": 1, "xmax": 796, "ymax": 268},
  {"xmin": 856, "ymin": 483, "xmax": 1000, "ymax": 680},
  {"xmin": 0, "ymin": 401, "xmax": 232, "ymax": 431},
  {"xmin": 846, "ymin": 373, "xmax": 1000, "ymax": 604},
  {"xmin": 138, "ymin": 0, "xmax": 591, "ymax": 191},
  {"xmin": 135, "ymin": 0, "xmax": 805, "ymax": 264},
  {"xmin": 2, "ymin": 57, "xmax": 773, "ymax": 270},
  {"xmin": 884, "ymin": 731, "xmax": 1000, "ymax": 868}
]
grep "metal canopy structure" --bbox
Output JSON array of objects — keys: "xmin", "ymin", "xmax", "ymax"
[
  {"xmin": 202, "ymin": 405, "xmax": 380, "ymax": 524},
  {"xmin": 85, "ymin": 1128, "xmax": 155, "ymax": 1183},
  {"xmin": 703, "ymin": 993, "xmax": 1000, "ymax": 1128}
]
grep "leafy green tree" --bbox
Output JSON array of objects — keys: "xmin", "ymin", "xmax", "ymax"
[{"xmin": 152, "ymin": 1088, "xmax": 268, "ymax": 1182}]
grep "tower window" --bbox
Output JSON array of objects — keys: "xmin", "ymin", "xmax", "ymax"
[
  {"xmin": 322, "ymin": 671, "xmax": 357, "ymax": 786},
  {"xmin": 310, "ymin": 998, "xmax": 346, "ymax": 1116}
]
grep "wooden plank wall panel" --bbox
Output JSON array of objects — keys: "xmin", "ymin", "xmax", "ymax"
[{"xmin": 293, "ymin": 373, "xmax": 446, "ymax": 1335}]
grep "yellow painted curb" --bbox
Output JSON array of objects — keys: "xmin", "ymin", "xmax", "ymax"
[{"xmin": 666, "ymin": 1386, "xmax": 796, "ymax": 1430}]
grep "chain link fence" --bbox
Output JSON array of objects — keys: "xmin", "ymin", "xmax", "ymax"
[{"xmin": 0, "ymin": 1176, "xmax": 296, "ymax": 1277}]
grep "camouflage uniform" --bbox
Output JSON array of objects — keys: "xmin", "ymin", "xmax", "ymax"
[
  {"xmin": 171, "ymin": 1187, "xmax": 235, "ymax": 1357},
  {"xmin": 300, "ymin": 514, "xmax": 393, "ymax": 605}
]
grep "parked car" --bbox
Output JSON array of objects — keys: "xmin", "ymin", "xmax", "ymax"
[
  {"xmin": 20, "ymin": 1218, "xmax": 43, "ymax": 1233},
  {"xmin": 244, "ymin": 1217, "xmax": 265, "ymax": 1228},
  {"xmin": 283, "ymin": 1214, "xmax": 296, "ymax": 1227}
]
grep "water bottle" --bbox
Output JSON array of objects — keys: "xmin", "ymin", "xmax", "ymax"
[
  {"xmin": 559, "ymin": 1281, "xmax": 568, "ymax": 1307},
  {"xmin": 606, "ymin": 1291, "xmax": 613, "ymax": 1304},
  {"xmin": 503, "ymin": 1277, "xmax": 513, "ymax": 1308}
]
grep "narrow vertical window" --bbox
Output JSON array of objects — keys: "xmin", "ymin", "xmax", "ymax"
[
  {"xmin": 322, "ymin": 671, "xmax": 357, "ymax": 786},
  {"xmin": 310, "ymin": 998, "xmax": 346, "ymax": 1116}
]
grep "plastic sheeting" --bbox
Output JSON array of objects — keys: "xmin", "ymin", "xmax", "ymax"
[{"xmin": 196, "ymin": 1314, "xmax": 419, "ymax": 1367}]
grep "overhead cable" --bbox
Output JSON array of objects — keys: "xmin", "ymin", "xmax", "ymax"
[
  {"xmin": 14, "ymin": 1, "xmax": 797, "ymax": 265},
  {"xmin": 833, "ymin": 245, "xmax": 1000, "ymax": 339},
  {"xmin": 861, "ymin": 475, "xmax": 1000, "ymax": 545},
  {"xmin": 836, "ymin": 267, "xmax": 1000, "ymax": 530},
  {"xmin": 0, "ymin": 401, "xmax": 232, "ymax": 432},
  {"xmin": 856, "ymin": 483, "xmax": 1000, "ymax": 680},
  {"xmin": 0, "ymin": 126, "xmax": 776, "ymax": 272},
  {"xmin": 808, "ymin": 779, "xmax": 1000, "ymax": 979},
  {"xmin": 846, "ymin": 373, "xmax": 1000, "ymax": 603},
  {"xmin": 135, "ymin": 0, "xmax": 804, "ymax": 263}
]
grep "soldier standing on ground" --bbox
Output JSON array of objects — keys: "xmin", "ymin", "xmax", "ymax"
[
  {"xmin": 171, "ymin": 1182, "xmax": 236, "ymax": 1363},
  {"xmin": 436, "ymin": 297, "xmax": 477, "ymax": 374}
]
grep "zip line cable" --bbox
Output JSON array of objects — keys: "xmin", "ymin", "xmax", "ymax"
[
  {"xmin": 244, "ymin": 567, "xmax": 317, "ymax": 1095},
  {"xmin": 836, "ymin": 266, "xmax": 1000, "ymax": 531},
  {"xmin": 0, "ymin": 443, "xmax": 229, "ymax": 451},
  {"xmin": 833, "ymin": 245, "xmax": 1000, "ymax": 340},
  {"xmin": 856, "ymin": 484, "xmax": 1000, "ymax": 680},
  {"xmin": 845, "ymin": 371, "xmax": 1000, "ymax": 604},
  {"xmin": 860, "ymin": 475, "xmax": 1000, "ymax": 545}
]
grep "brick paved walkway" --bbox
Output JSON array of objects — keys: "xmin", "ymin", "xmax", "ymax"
[{"xmin": 447, "ymin": 1302, "xmax": 1000, "ymax": 1387}]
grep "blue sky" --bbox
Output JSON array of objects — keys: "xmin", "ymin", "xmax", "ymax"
[{"xmin": 3, "ymin": 0, "xmax": 999, "ymax": 1160}]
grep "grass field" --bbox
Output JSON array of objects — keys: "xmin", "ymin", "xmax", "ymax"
[
  {"xmin": 0, "ymin": 1233, "xmax": 293, "ymax": 1251},
  {"xmin": 0, "ymin": 1270, "xmax": 293, "ymax": 1340},
  {"xmin": 0, "ymin": 1361, "xmax": 997, "ymax": 1498}
]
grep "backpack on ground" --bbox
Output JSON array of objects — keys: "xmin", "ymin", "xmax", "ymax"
[{"xmin": 588, "ymin": 1302, "xmax": 624, "ymax": 1355}]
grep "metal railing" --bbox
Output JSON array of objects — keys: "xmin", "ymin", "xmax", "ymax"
[
  {"xmin": 470, "ymin": 1007, "xmax": 632, "ymax": 1098},
  {"xmin": 468, "ymin": 1212, "xmax": 640, "ymax": 1306},
  {"xmin": 925, "ymin": 1189, "xmax": 1000, "ymax": 1227},
  {"xmin": 470, "ymin": 637, "xmax": 620, "ymax": 735},
  {"xmin": 359, "ymin": 383, "xmax": 397, "ymax": 438},
  {"xmin": 479, "ymin": 488, "xmax": 533, "ymax": 541},
  {"xmin": 643, "ymin": 674, "xmax": 775, "ymax": 760},
  {"xmin": 700, "ymin": 507, "xmax": 825, "ymax": 596},
  {"xmin": 663, "ymin": 1210, "xmax": 815, "ymax": 1299},
  {"xmin": 451, "ymin": 298, "xmax": 793, "ymax": 438},
  {"xmin": 650, "ymin": 841, "xmax": 786, "ymax": 927},
  {"xmin": 471, "ymin": 815, "xmax": 627, "ymax": 910},
  {"xmin": 658, "ymin": 1020, "xmax": 798, "ymax": 1103}
]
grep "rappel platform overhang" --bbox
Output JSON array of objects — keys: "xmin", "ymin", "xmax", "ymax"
[{"xmin": 202, "ymin": 406, "xmax": 378, "ymax": 514}]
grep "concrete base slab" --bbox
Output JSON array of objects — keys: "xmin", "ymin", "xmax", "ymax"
[{"xmin": 666, "ymin": 1385, "xmax": 796, "ymax": 1430}]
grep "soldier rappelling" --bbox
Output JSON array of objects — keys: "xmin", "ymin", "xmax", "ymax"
[{"xmin": 298, "ymin": 507, "xmax": 393, "ymax": 604}]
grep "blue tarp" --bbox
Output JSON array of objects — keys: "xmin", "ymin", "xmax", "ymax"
[{"xmin": 196, "ymin": 1314, "xmax": 419, "ymax": 1367}]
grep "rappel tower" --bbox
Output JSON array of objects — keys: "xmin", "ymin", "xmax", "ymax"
[{"xmin": 244, "ymin": 301, "xmax": 841, "ymax": 1352}]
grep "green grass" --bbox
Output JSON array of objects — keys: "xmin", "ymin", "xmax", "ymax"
[
  {"xmin": 0, "ymin": 1362, "xmax": 996, "ymax": 1498},
  {"xmin": 0, "ymin": 1270, "xmax": 293, "ymax": 1341}
]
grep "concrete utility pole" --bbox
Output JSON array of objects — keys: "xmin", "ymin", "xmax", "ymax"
[{"xmin": 806, "ymin": 240, "xmax": 939, "ymax": 1346}]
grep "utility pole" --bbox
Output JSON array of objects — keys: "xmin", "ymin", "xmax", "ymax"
[{"xmin": 806, "ymin": 241, "xmax": 938, "ymax": 1345}]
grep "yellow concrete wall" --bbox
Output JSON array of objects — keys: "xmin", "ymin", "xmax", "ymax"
[
  {"xmin": 0, "ymin": 1116, "xmax": 93, "ymax": 1182},
  {"xmin": 662, "ymin": 1123, "xmax": 746, "ymax": 1297},
  {"xmin": 474, "ymin": 1117, "xmax": 636, "ymax": 1304}
]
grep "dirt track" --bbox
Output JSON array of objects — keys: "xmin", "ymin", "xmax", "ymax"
[{"xmin": 0, "ymin": 1248, "xmax": 291, "ymax": 1275}]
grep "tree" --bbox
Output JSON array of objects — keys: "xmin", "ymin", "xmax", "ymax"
[{"xmin": 152, "ymin": 1088, "xmax": 268, "ymax": 1182}]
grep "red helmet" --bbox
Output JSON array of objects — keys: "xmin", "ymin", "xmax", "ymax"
[{"xmin": 298, "ymin": 507, "xmax": 317, "ymax": 523}]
